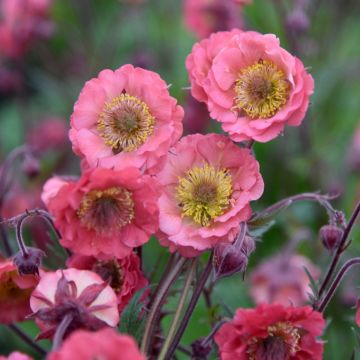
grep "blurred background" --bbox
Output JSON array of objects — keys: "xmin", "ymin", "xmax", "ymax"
[{"xmin": 0, "ymin": 0, "xmax": 360, "ymax": 358}]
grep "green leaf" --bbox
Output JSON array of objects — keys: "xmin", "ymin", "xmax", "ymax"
[{"xmin": 118, "ymin": 288, "xmax": 148, "ymax": 344}]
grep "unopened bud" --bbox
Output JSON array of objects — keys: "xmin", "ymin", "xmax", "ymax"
[
  {"xmin": 13, "ymin": 247, "xmax": 45, "ymax": 276},
  {"xmin": 191, "ymin": 338, "xmax": 212, "ymax": 359},
  {"xmin": 286, "ymin": 8, "xmax": 309, "ymax": 33},
  {"xmin": 213, "ymin": 242, "xmax": 249, "ymax": 281},
  {"xmin": 319, "ymin": 225, "xmax": 343, "ymax": 252},
  {"xmin": 22, "ymin": 153, "xmax": 41, "ymax": 178}
]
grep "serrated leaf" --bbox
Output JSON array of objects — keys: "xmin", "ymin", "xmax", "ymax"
[{"xmin": 118, "ymin": 288, "xmax": 148, "ymax": 344}]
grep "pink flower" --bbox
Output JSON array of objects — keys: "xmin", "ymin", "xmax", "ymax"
[
  {"xmin": 186, "ymin": 30, "xmax": 314, "ymax": 142},
  {"xmin": 67, "ymin": 252, "xmax": 148, "ymax": 313},
  {"xmin": 0, "ymin": 352, "xmax": 33, "ymax": 360},
  {"xmin": 27, "ymin": 117, "xmax": 68, "ymax": 153},
  {"xmin": 215, "ymin": 303, "xmax": 325, "ymax": 360},
  {"xmin": 41, "ymin": 167, "xmax": 159, "ymax": 259},
  {"xmin": 249, "ymin": 254, "xmax": 320, "ymax": 306},
  {"xmin": 0, "ymin": 0, "xmax": 53, "ymax": 59},
  {"xmin": 47, "ymin": 328, "xmax": 145, "ymax": 360},
  {"xmin": 29, "ymin": 268, "xmax": 119, "ymax": 340},
  {"xmin": 157, "ymin": 133, "xmax": 263, "ymax": 257},
  {"xmin": 184, "ymin": 0, "xmax": 244, "ymax": 39},
  {"xmin": 69, "ymin": 64, "xmax": 183, "ymax": 174},
  {"xmin": 0, "ymin": 258, "xmax": 39, "ymax": 324}
]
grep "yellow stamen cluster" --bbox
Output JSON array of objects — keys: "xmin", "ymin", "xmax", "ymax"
[
  {"xmin": 77, "ymin": 187, "xmax": 134, "ymax": 232},
  {"xmin": 234, "ymin": 60, "xmax": 290, "ymax": 119},
  {"xmin": 176, "ymin": 163, "xmax": 232, "ymax": 227},
  {"xmin": 97, "ymin": 93, "xmax": 155, "ymax": 152}
]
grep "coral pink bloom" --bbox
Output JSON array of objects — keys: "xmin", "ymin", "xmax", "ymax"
[
  {"xmin": 42, "ymin": 167, "xmax": 159, "ymax": 259},
  {"xmin": 0, "ymin": 352, "xmax": 33, "ymax": 360},
  {"xmin": 215, "ymin": 303, "xmax": 325, "ymax": 360},
  {"xmin": 30, "ymin": 268, "xmax": 119, "ymax": 340},
  {"xmin": 48, "ymin": 328, "xmax": 145, "ymax": 360},
  {"xmin": 0, "ymin": 258, "xmax": 38, "ymax": 324},
  {"xmin": 69, "ymin": 64, "xmax": 183, "ymax": 174},
  {"xmin": 186, "ymin": 30, "xmax": 314, "ymax": 142},
  {"xmin": 184, "ymin": 0, "xmax": 244, "ymax": 39},
  {"xmin": 157, "ymin": 133, "xmax": 263, "ymax": 257},
  {"xmin": 67, "ymin": 252, "xmax": 148, "ymax": 313},
  {"xmin": 250, "ymin": 254, "xmax": 320, "ymax": 306}
]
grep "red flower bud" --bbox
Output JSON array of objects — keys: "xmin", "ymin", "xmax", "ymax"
[
  {"xmin": 13, "ymin": 247, "xmax": 45, "ymax": 276},
  {"xmin": 319, "ymin": 224, "xmax": 343, "ymax": 252}
]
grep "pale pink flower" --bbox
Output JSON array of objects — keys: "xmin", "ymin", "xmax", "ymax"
[
  {"xmin": 41, "ymin": 168, "xmax": 159, "ymax": 259},
  {"xmin": 47, "ymin": 328, "xmax": 145, "ymax": 360},
  {"xmin": 30, "ymin": 268, "xmax": 119, "ymax": 340},
  {"xmin": 69, "ymin": 64, "xmax": 183, "ymax": 174},
  {"xmin": 184, "ymin": 0, "xmax": 244, "ymax": 39},
  {"xmin": 157, "ymin": 133, "xmax": 263, "ymax": 257},
  {"xmin": 0, "ymin": 352, "xmax": 33, "ymax": 360},
  {"xmin": 250, "ymin": 254, "xmax": 320, "ymax": 306},
  {"xmin": 186, "ymin": 30, "xmax": 314, "ymax": 142}
]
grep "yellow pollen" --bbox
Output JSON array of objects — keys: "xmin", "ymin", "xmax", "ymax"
[
  {"xmin": 77, "ymin": 187, "xmax": 134, "ymax": 233},
  {"xmin": 233, "ymin": 59, "xmax": 290, "ymax": 119},
  {"xmin": 97, "ymin": 93, "xmax": 155, "ymax": 153},
  {"xmin": 176, "ymin": 163, "xmax": 232, "ymax": 227}
]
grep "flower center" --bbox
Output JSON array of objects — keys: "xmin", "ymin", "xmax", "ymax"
[
  {"xmin": 97, "ymin": 93, "xmax": 155, "ymax": 153},
  {"xmin": 247, "ymin": 321, "xmax": 301, "ymax": 360},
  {"xmin": 176, "ymin": 163, "xmax": 232, "ymax": 227},
  {"xmin": 77, "ymin": 187, "xmax": 134, "ymax": 233},
  {"xmin": 234, "ymin": 60, "xmax": 290, "ymax": 119},
  {"xmin": 92, "ymin": 259, "xmax": 123, "ymax": 293}
]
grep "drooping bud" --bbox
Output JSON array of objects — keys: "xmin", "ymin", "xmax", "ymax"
[
  {"xmin": 319, "ymin": 224, "xmax": 343, "ymax": 252},
  {"xmin": 13, "ymin": 247, "xmax": 45, "ymax": 276},
  {"xmin": 22, "ymin": 153, "xmax": 41, "ymax": 178},
  {"xmin": 286, "ymin": 8, "xmax": 309, "ymax": 33},
  {"xmin": 191, "ymin": 338, "xmax": 212, "ymax": 359}
]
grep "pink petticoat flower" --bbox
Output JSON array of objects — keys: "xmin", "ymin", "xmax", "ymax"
[
  {"xmin": 0, "ymin": 0, "xmax": 53, "ymax": 59},
  {"xmin": 0, "ymin": 258, "xmax": 39, "ymax": 324},
  {"xmin": 29, "ymin": 268, "xmax": 119, "ymax": 340},
  {"xmin": 67, "ymin": 252, "xmax": 148, "ymax": 313},
  {"xmin": 41, "ymin": 167, "xmax": 159, "ymax": 259},
  {"xmin": 183, "ymin": 0, "xmax": 244, "ymax": 39},
  {"xmin": 69, "ymin": 64, "xmax": 183, "ymax": 174},
  {"xmin": 0, "ymin": 352, "xmax": 33, "ymax": 360},
  {"xmin": 215, "ymin": 303, "xmax": 325, "ymax": 359},
  {"xmin": 249, "ymin": 254, "xmax": 320, "ymax": 306},
  {"xmin": 186, "ymin": 30, "xmax": 314, "ymax": 142},
  {"xmin": 47, "ymin": 328, "xmax": 145, "ymax": 360},
  {"xmin": 156, "ymin": 133, "xmax": 264, "ymax": 257}
]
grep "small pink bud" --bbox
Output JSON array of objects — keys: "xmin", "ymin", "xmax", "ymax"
[
  {"xmin": 319, "ymin": 225, "xmax": 343, "ymax": 252},
  {"xmin": 13, "ymin": 247, "xmax": 45, "ymax": 276}
]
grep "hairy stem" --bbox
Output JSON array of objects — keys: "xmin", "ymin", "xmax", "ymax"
[
  {"xmin": 317, "ymin": 257, "xmax": 360, "ymax": 312},
  {"xmin": 52, "ymin": 313, "xmax": 73, "ymax": 351},
  {"xmin": 158, "ymin": 259, "xmax": 197, "ymax": 360},
  {"xmin": 164, "ymin": 253, "xmax": 213, "ymax": 360},
  {"xmin": 141, "ymin": 256, "xmax": 187, "ymax": 355},
  {"xmin": 318, "ymin": 200, "xmax": 360, "ymax": 299}
]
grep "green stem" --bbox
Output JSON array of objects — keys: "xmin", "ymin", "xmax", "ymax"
[
  {"xmin": 141, "ymin": 256, "xmax": 187, "ymax": 355},
  {"xmin": 158, "ymin": 259, "xmax": 197, "ymax": 360}
]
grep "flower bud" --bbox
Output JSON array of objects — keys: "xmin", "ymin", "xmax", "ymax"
[
  {"xmin": 13, "ymin": 247, "xmax": 45, "ymax": 276},
  {"xmin": 319, "ymin": 224, "xmax": 343, "ymax": 252},
  {"xmin": 213, "ymin": 239, "xmax": 252, "ymax": 281},
  {"xmin": 286, "ymin": 8, "xmax": 309, "ymax": 33},
  {"xmin": 191, "ymin": 338, "xmax": 212, "ymax": 359},
  {"xmin": 22, "ymin": 153, "xmax": 41, "ymax": 178}
]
